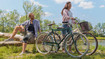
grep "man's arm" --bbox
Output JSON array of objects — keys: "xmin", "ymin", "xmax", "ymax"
[
  {"xmin": 20, "ymin": 21, "xmax": 28, "ymax": 26},
  {"xmin": 18, "ymin": 21, "xmax": 28, "ymax": 30},
  {"xmin": 37, "ymin": 21, "xmax": 41, "ymax": 33}
]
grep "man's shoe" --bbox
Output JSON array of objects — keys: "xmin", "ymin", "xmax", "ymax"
[
  {"xmin": 4, "ymin": 38, "xmax": 14, "ymax": 42},
  {"xmin": 19, "ymin": 52, "xmax": 25, "ymax": 55}
]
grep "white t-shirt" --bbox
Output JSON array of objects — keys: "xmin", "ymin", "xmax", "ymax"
[{"xmin": 68, "ymin": 10, "xmax": 73, "ymax": 25}]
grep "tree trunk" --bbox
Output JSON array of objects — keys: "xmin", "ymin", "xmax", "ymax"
[
  {"xmin": 0, "ymin": 32, "xmax": 36, "ymax": 47},
  {"xmin": 0, "ymin": 32, "xmax": 24, "ymax": 41}
]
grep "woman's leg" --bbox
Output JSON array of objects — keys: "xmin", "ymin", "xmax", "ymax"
[
  {"xmin": 67, "ymin": 27, "xmax": 72, "ymax": 52},
  {"xmin": 62, "ymin": 24, "xmax": 67, "ymax": 51}
]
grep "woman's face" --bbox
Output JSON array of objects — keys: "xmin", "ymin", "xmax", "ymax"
[{"xmin": 68, "ymin": 3, "xmax": 72, "ymax": 10}]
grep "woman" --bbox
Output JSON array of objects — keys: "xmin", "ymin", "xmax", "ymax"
[{"xmin": 61, "ymin": 1, "xmax": 75, "ymax": 52}]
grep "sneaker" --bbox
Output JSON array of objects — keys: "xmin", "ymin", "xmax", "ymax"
[
  {"xmin": 19, "ymin": 52, "xmax": 25, "ymax": 55},
  {"xmin": 4, "ymin": 38, "xmax": 14, "ymax": 42},
  {"xmin": 62, "ymin": 50, "xmax": 66, "ymax": 53}
]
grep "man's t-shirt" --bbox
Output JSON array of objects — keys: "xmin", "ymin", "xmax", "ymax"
[{"xmin": 28, "ymin": 24, "xmax": 35, "ymax": 35}]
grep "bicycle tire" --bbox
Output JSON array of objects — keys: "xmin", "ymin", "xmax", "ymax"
[
  {"xmin": 36, "ymin": 32, "xmax": 61, "ymax": 54},
  {"xmin": 64, "ymin": 32, "xmax": 89, "ymax": 58},
  {"xmin": 82, "ymin": 32, "xmax": 98, "ymax": 55}
]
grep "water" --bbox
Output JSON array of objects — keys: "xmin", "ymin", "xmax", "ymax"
[
  {"xmin": 97, "ymin": 40, "xmax": 105, "ymax": 46},
  {"xmin": 91, "ymin": 40, "xmax": 105, "ymax": 46}
]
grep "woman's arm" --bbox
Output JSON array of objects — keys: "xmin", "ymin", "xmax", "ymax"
[{"xmin": 63, "ymin": 9, "xmax": 70, "ymax": 20}]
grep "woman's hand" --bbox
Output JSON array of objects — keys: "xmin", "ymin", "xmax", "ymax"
[
  {"xmin": 72, "ymin": 20, "xmax": 76, "ymax": 24},
  {"xmin": 70, "ymin": 17, "xmax": 75, "ymax": 20}
]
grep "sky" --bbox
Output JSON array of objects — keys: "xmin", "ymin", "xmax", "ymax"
[{"xmin": 0, "ymin": 0, "xmax": 105, "ymax": 27}]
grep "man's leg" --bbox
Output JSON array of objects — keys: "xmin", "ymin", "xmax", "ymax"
[
  {"xmin": 22, "ymin": 43, "xmax": 27, "ymax": 52},
  {"xmin": 4, "ymin": 25, "xmax": 24, "ymax": 41},
  {"xmin": 19, "ymin": 43, "xmax": 27, "ymax": 55},
  {"xmin": 10, "ymin": 26, "xmax": 24, "ymax": 39}
]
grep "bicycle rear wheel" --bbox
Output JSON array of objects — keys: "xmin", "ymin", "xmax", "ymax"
[
  {"xmin": 45, "ymin": 32, "xmax": 61, "ymax": 53},
  {"xmin": 83, "ymin": 32, "xmax": 98, "ymax": 55},
  {"xmin": 36, "ymin": 32, "xmax": 61, "ymax": 54},
  {"xmin": 36, "ymin": 32, "xmax": 51, "ymax": 54},
  {"xmin": 64, "ymin": 32, "xmax": 89, "ymax": 58}
]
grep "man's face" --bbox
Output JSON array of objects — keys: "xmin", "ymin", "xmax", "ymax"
[{"xmin": 29, "ymin": 13, "xmax": 34, "ymax": 20}]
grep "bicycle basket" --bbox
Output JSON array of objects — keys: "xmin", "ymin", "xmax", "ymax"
[{"xmin": 80, "ymin": 21, "xmax": 90, "ymax": 31}]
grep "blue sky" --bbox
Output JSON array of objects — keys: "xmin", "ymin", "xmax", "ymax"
[{"xmin": 0, "ymin": 0, "xmax": 105, "ymax": 27}]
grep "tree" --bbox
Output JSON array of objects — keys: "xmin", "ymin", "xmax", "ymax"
[
  {"xmin": 23, "ymin": 1, "xmax": 33, "ymax": 21},
  {"xmin": 94, "ymin": 23, "xmax": 105, "ymax": 37},
  {"xmin": 42, "ymin": 19, "xmax": 51, "ymax": 31},
  {"xmin": 0, "ymin": 10, "xmax": 19, "ymax": 32},
  {"xmin": 0, "ymin": 10, "xmax": 7, "ymax": 32},
  {"xmin": 6, "ymin": 10, "xmax": 20, "ymax": 32},
  {"xmin": 21, "ymin": 1, "xmax": 44, "ymax": 29}
]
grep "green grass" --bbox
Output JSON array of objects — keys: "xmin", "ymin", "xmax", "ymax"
[
  {"xmin": 0, "ymin": 37, "xmax": 105, "ymax": 59},
  {"xmin": 87, "ymin": 37, "xmax": 105, "ymax": 40},
  {"xmin": 0, "ymin": 44, "xmax": 105, "ymax": 59},
  {"xmin": 0, "ymin": 46, "xmax": 105, "ymax": 59}
]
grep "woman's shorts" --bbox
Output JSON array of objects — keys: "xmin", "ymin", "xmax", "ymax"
[{"xmin": 62, "ymin": 24, "xmax": 72, "ymax": 35}]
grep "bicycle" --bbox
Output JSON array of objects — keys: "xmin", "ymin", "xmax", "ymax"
[
  {"xmin": 36, "ymin": 21, "xmax": 89, "ymax": 58},
  {"xmin": 73, "ymin": 19, "xmax": 98, "ymax": 55}
]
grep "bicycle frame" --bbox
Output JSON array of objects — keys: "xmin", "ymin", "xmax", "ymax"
[
  {"xmin": 73, "ymin": 20, "xmax": 88, "ymax": 44},
  {"xmin": 47, "ymin": 24, "xmax": 75, "ymax": 47}
]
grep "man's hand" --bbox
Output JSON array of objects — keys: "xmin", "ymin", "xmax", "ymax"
[
  {"xmin": 19, "ymin": 25, "xmax": 24, "ymax": 32},
  {"xmin": 39, "ymin": 30, "xmax": 41, "ymax": 33}
]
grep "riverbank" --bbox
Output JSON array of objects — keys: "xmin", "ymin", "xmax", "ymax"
[{"xmin": 87, "ymin": 37, "xmax": 105, "ymax": 40}]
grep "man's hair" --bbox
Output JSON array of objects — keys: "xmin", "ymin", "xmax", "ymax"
[{"xmin": 29, "ymin": 13, "xmax": 34, "ymax": 17}]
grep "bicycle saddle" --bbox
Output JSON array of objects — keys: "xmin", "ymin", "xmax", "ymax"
[
  {"xmin": 57, "ymin": 27, "xmax": 64, "ymax": 29},
  {"xmin": 48, "ymin": 23, "xmax": 55, "ymax": 26}
]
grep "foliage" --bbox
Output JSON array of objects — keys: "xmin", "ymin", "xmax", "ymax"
[{"xmin": 0, "ymin": 1, "xmax": 105, "ymax": 37}]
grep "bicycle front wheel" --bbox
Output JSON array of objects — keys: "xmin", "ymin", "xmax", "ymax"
[
  {"xmin": 64, "ymin": 32, "xmax": 89, "ymax": 58},
  {"xmin": 83, "ymin": 32, "xmax": 98, "ymax": 55}
]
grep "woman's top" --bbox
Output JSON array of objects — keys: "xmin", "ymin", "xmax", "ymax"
[{"xmin": 62, "ymin": 9, "xmax": 73, "ymax": 24}]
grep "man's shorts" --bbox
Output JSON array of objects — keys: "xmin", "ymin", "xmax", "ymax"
[{"xmin": 21, "ymin": 32, "xmax": 35, "ymax": 43}]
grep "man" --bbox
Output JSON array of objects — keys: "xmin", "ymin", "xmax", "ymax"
[{"xmin": 5, "ymin": 13, "xmax": 41, "ymax": 55}]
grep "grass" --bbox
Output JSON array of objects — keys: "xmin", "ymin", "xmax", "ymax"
[
  {"xmin": 0, "ymin": 45, "xmax": 105, "ymax": 59},
  {"xmin": 0, "ymin": 37, "xmax": 105, "ymax": 59},
  {"xmin": 87, "ymin": 37, "xmax": 105, "ymax": 40}
]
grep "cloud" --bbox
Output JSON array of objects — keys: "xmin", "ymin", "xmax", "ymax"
[
  {"xmin": 100, "ymin": 5, "xmax": 105, "ymax": 8},
  {"xmin": 54, "ymin": 0, "xmax": 94, "ymax": 9},
  {"xmin": 54, "ymin": 0, "xmax": 84, "ymax": 4},
  {"xmin": 78, "ymin": 1, "xmax": 94, "ymax": 9},
  {"xmin": 44, "ymin": 12, "xmax": 53, "ymax": 17},
  {"xmin": 54, "ymin": 0, "xmax": 68, "ymax": 4},
  {"xmin": 72, "ymin": 0, "xmax": 84, "ymax": 4},
  {"xmin": 29, "ymin": 0, "xmax": 48, "ymax": 7}
]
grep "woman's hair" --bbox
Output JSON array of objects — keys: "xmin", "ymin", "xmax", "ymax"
[{"xmin": 61, "ymin": 1, "xmax": 71, "ymax": 15}]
